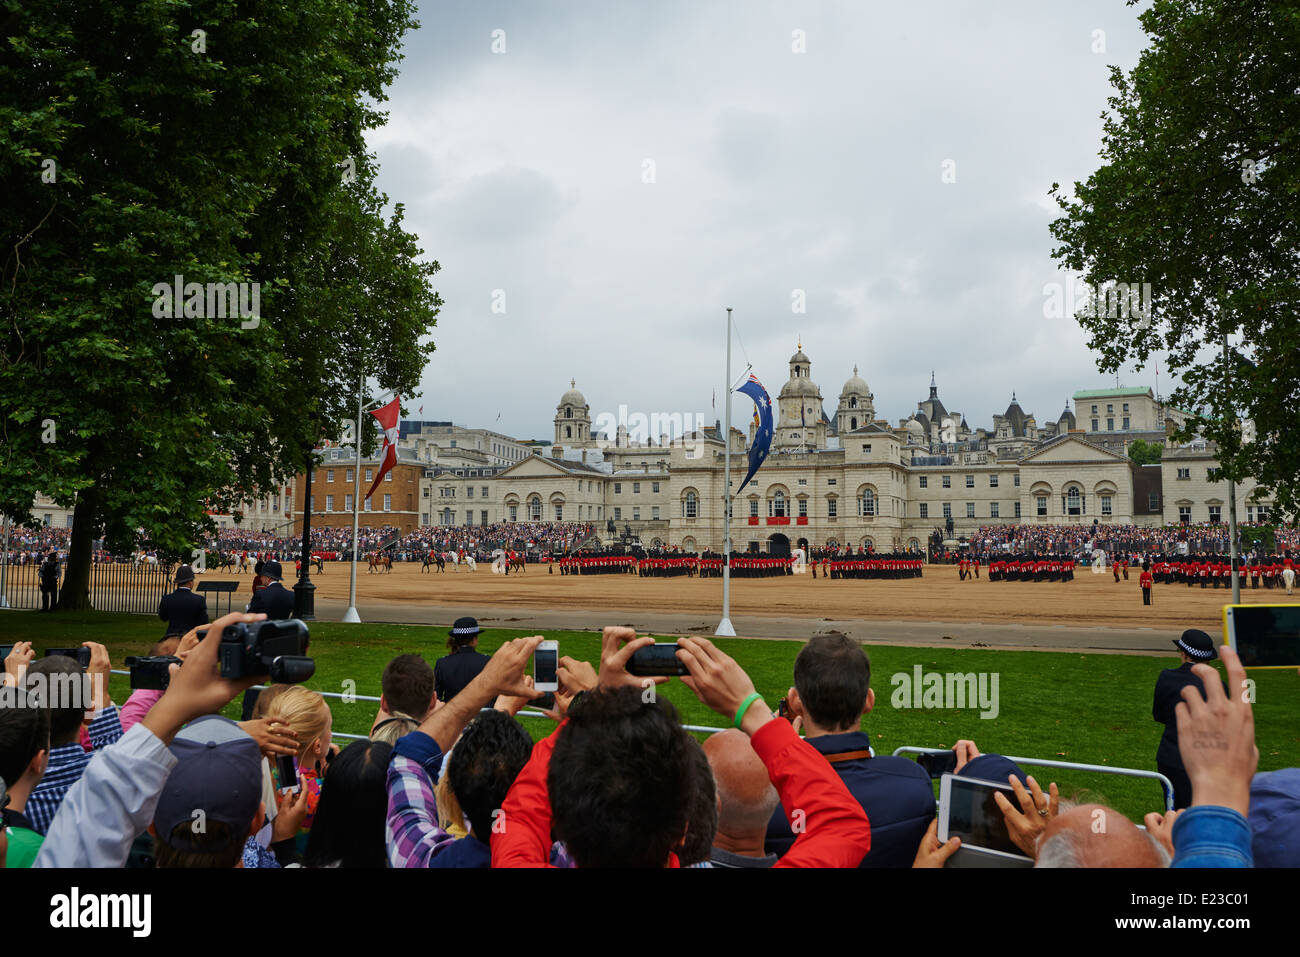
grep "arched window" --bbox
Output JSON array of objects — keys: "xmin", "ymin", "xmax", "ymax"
[
  {"xmin": 850, "ymin": 417, "xmax": 858, "ymax": 431},
  {"xmin": 565, "ymin": 406, "xmax": 572, "ymax": 418},
  {"xmin": 849, "ymin": 397, "xmax": 858, "ymax": 409},
  {"xmin": 683, "ymin": 491, "xmax": 698, "ymax": 518},
  {"xmin": 529, "ymin": 495, "xmax": 542, "ymax": 521},
  {"xmin": 771, "ymin": 490, "xmax": 786, "ymax": 518},
  {"xmin": 861, "ymin": 488, "xmax": 876, "ymax": 517},
  {"xmin": 1064, "ymin": 485, "xmax": 1083, "ymax": 516},
  {"xmin": 565, "ymin": 426, "xmax": 572, "ymax": 438}
]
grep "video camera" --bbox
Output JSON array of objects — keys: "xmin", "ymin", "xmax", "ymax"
[
  {"xmin": 217, "ymin": 619, "xmax": 314, "ymax": 683},
  {"xmin": 124, "ymin": 655, "xmax": 182, "ymax": 690}
]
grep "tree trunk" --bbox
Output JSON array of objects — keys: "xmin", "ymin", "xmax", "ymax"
[{"xmin": 56, "ymin": 486, "xmax": 98, "ymax": 611}]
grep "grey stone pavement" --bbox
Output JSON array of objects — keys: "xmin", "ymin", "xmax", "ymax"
[{"xmin": 315, "ymin": 597, "xmax": 1180, "ymax": 656}]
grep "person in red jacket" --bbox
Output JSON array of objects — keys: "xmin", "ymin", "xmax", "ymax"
[
  {"xmin": 1139, "ymin": 562, "xmax": 1154, "ymax": 606},
  {"xmin": 491, "ymin": 628, "xmax": 871, "ymax": 869}
]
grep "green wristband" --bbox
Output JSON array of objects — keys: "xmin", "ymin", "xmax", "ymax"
[{"xmin": 733, "ymin": 692, "xmax": 763, "ymax": 729}]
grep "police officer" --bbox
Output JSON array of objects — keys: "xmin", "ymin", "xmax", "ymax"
[{"xmin": 1152, "ymin": 630, "xmax": 1227, "ymax": 809}]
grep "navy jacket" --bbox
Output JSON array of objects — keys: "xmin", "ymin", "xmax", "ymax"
[
  {"xmin": 434, "ymin": 646, "xmax": 491, "ymax": 702},
  {"xmin": 1153, "ymin": 662, "xmax": 1228, "ymax": 769},
  {"xmin": 247, "ymin": 581, "xmax": 296, "ymax": 619},
  {"xmin": 157, "ymin": 586, "xmax": 209, "ymax": 635},
  {"xmin": 765, "ymin": 730, "xmax": 935, "ymax": 867}
]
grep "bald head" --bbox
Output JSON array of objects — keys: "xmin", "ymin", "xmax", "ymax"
[
  {"xmin": 702, "ymin": 729, "xmax": 780, "ymax": 836},
  {"xmin": 1036, "ymin": 804, "xmax": 1169, "ymax": 868}
]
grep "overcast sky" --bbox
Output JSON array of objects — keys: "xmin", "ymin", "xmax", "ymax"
[{"xmin": 368, "ymin": 0, "xmax": 1166, "ymax": 443}]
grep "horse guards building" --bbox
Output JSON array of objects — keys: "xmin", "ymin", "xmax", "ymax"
[{"xmin": 26, "ymin": 345, "xmax": 1277, "ymax": 555}]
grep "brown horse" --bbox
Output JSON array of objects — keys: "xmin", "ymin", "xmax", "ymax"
[
  {"xmin": 509, "ymin": 554, "xmax": 525, "ymax": 573},
  {"xmin": 368, "ymin": 553, "xmax": 392, "ymax": 574}
]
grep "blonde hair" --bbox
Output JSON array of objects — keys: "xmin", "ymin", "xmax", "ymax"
[
  {"xmin": 370, "ymin": 711, "xmax": 420, "ymax": 747},
  {"xmin": 264, "ymin": 686, "xmax": 331, "ymax": 761},
  {"xmin": 434, "ymin": 745, "xmax": 469, "ymax": 839}
]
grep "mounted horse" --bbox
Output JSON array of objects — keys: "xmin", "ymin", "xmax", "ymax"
[
  {"xmin": 368, "ymin": 552, "xmax": 393, "ymax": 574},
  {"xmin": 422, "ymin": 552, "xmax": 446, "ymax": 573}
]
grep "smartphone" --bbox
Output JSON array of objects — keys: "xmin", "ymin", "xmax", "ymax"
[
  {"xmin": 627, "ymin": 643, "xmax": 688, "ymax": 677},
  {"xmin": 530, "ymin": 691, "xmax": 556, "ymax": 711},
  {"xmin": 275, "ymin": 754, "xmax": 300, "ymax": 794},
  {"xmin": 1223, "ymin": 604, "xmax": 1300, "ymax": 669},
  {"xmin": 938, "ymin": 774, "xmax": 1033, "ymax": 863},
  {"xmin": 533, "ymin": 640, "xmax": 558, "ymax": 692},
  {"xmin": 45, "ymin": 647, "xmax": 92, "ymax": 669},
  {"xmin": 916, "ymin": 749, "xmax": 959, "ymax": 778}
]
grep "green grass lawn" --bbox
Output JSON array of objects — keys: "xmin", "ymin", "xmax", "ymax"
[{"xmin": 3, "ymin": 609, "xmax": 1297, "ymax": 822}]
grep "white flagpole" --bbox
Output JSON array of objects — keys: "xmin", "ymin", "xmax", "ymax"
[
  {"xmin": 717, "ymin": 307, "xmax": 736, "ymax": 637},
  {"xmin": 343, "ymin": 374, "xmax": 364, "ymax": 623}
]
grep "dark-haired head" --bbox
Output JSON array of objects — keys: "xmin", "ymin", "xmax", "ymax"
[
  {"xmin": 302, "ymin": 739, "xmax": 393, "ymax": 868},
  {"xmin": 793, "ymin": 634, "xmax": 871, "ymax": 732},
  {"xmin": 381, "ymin": 654, "xmax": 434, "ymax": 721},
  {"xmin": 549, "ymin": 686, "xmax": 694, "ymax": 867},
  {"xmin": 447, "ymin": 709, "xmax": 533, "ymax": 843},
  {"xmin": 0, "ymin": 687, "xmax": 51, "ymax": 786}
]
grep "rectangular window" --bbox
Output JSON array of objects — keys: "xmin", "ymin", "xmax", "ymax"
[
  {"xmin": 325, "ymin": 495, "xmax": 334, "ymax": 512},
  {"xmin": 942, "ymin": 475, "xmax": 951, "ymax": 489},
  {"xmin": 919, "ymin": 503, "xmax": 928, "ymax": 519},
  {"xmin": 652, "ymin": 482, "xmax": 660, "ymax": 493},
  {"xmin": 481, "ymin": 510, "xmax": 488, "ymax": 525},
  {"xmin": 1014, "ymin": 501, "xmax": 1021, "ymax": 518},
  {"xmin": 346, "ymin": 468, "xmax": 354, "ymax": 483},
  {"xmin": 1208, "ymin": 505, "xmax": 1222, "ymax": 523},
  {"xmin": 798, "ymin": 478, "xmax": 807, "ymax": 486},
  {"xmin": 862, "ymin": 444, "xmax": 871, "ymax": 453},
  {"xmin": 798, "ymin": 498, "xmax": 808, "ymax": 517},
  {"xmin": 1122, "ymin": 417, "xmax": 1130, "ymax": 430},
  {"xmin": 1091, "ymin": 419, "xmax": 1099, "ymax": 431},
  {"xmin": 632, "ymin": 507, "xmax": 640, "ymax": 521},
  {"xmin": 614, "ymin": 508, "xmax": 622, "ymax": 520},
  {"xmin": 1102, "ymin": 495, "xmax": 1113, "ymax": 516},
  {"xmin": 631, "ymin": 482, "xmax": 640, "ymax": 494},
  {"xmin": 510, "ymin": 505, "xmax": 518, "ymax": 522},
  {"xmin": 942, "ymin": 503, "xmax": 952, "ymax": 519},
  {"xmin": 1106, "ymin": 418, "xmax": 1114, "ymax": 431},
  {"xmin": 386, "ymin": 471, "xmax": 393, "ymax": 482},
  {"xmin": 1013, "ymin": 474, "xmax": 1020, "ymax": 487},
  {"xmin": 345, "ymin": 494, "xmax": 353, "ymax": 511},
  {"xmin": 919, "ymin": 476, "xmax": 928, "ymax": 489},
  {"xmin": 652, "ymin": 507, "xmax": 660, "ymax": 520},
  {"xmin": 1149, "ymin": 493, "xmax": 1159, "ymax": 510},
  {"xmin": 614, "ymin": 483, "xmax": 622, "ymax": 494},
  {"xmin": 1258, "ymin": 506, "xmax": 1270, "ymax": 522},
  {"xmin": 749, "ymin": 499, "xmax": 758, "ymax": 518},
  {"xmin": 965, "ymin": 475, "xmax": 974, "ymax": 488},
  {"xmin": 1122, "ymin": 403, "xmax": 1129, "ymax": 413},
  {"xmin": 467, "ymin": 486, "xmax": 473, "ymax": 498},
  {"xmin": 327, "ymin": 470, "xmax": 334, "ymax": 483},
  {"xmin": 365, "ymin": 468, "xmax": 373, "ymax": 482},
  {"xmin": 1107, "ymin": 404, "xmax": 1114, "ymax": 414},
  {"xmin": 482, "ymin": 487, "xmax": 488, "ymax": 497},
  {"xmin": 365, "ymin": 497, "xmax": 372, "ymax": 512},
  {"xmin": 1091, "ymin": 404, "xmax": 1098, "ymax": 414},
  {"xmin": 1177, "ymin": 468, "xmax": 1190, "ymax": 480},
  {"xmin": 966, "ymin": 502, "xmax": 975, "ymax": 519},
  {"xmin": 989, "ymin": 475, "xmax": 998, "ymax": 488},
  {"xmin": 383, "ymin": 494, "xmax": 391, "ymax": 511},
  {"xmin": 990, "ymin": 502, "xmax": 999, "ymax": 519},
  {"xmin": 828, "ymin": 498, "xmax": 838, "ymax": 518},
  {"xmin": 1179, "ymin": 505, "xmax": 1191, "ymax": 524},
  {"xmin": 556, "ymin": 505, "xmax": 564, "ymax": 521},
  {"xmin": 1207, "ymin": 469, "xmax": 1215, "ymax": 482},
  {"xmin": 1037, "ymin": 496, "xmax": 1048, "ymax": 517},
  {"xmin": 827, "ymin": 478, "xmax": 836, "ymax": 485}
]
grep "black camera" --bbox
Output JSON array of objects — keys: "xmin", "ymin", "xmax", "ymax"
[
  {"xmin": 45, "ymin": 647, "xmax": 92, "ymax": 669},
  {"xmin": 217, "ymin": 619, "xmax": 314, "ymax": 683},
  {"xmin": 124, "ymin": 655, "xmax": 182, "ymax": 690},
  {"xmin": 626, "ymin": 643, "xmax": 688, "ymax": 677}
]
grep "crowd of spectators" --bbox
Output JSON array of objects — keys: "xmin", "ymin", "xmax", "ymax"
[
  {"xmin": 1, "ymin": 613, "xmax": 1286, "ymax": 871},
  {"xmin": 972, "ymin": 522, "xmax": 1300, "ymax": 558}
]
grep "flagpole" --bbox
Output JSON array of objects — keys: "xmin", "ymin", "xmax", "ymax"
[
  {"xmin": 343, "ymin": 374, "xmax": 364, "ymax": 623},
  {"xmin": 717, "ymin": 307, "xmax": 736, "ymax": 637}
]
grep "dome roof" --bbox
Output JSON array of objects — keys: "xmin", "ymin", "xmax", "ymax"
[
  {"xmin": 559, "ymin": 378, "xmax": 586, "ymax": 409},
  {"xmin": 840, "ymin": 365, "xmax": 870, "ymax": 396},
  {"xmin": 789, "ymin": 349, "xmax": 810, "ymax": 365},
  {"xmin": 905, "ymin": 416, "xmax": 925, "ymax": 434},
  {"xmin": 779, "ymin": 375, "xmax": 821, "ymax": 398}
]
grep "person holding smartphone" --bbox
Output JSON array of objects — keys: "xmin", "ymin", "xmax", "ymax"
[{"xmin": 1153, "ymin": 630, "xmax": 1228, "ymax": 809}]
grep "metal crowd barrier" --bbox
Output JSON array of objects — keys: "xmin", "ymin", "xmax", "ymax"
[{"xmin": 892, "ymin": 746, "xmax": 1175, "ymax": 811}]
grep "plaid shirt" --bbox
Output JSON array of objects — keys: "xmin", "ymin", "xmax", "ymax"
[
  {"xmin": 386, "ymin": 728, "xmax": 574, "ymax": 868},
  {"xmin": 27, "ymin": 705, "xmax": 123, "ymax": 835}
]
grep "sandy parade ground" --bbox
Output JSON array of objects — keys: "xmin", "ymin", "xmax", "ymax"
[{"xmin": 183, "ymin": 560, "xmax": 1288, "ymax": 655}]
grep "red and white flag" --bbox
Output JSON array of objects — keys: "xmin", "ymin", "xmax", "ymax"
[{"xmin": 364, "ymin": 396, "xmax": 401, "ymax": 501}]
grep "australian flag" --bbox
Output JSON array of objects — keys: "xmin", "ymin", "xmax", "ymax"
[{"xmin": 737, "ymin": 373, "xmax": 773, "ymax": 492}]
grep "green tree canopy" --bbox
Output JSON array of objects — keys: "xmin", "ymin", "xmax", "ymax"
[
  {"xmin": 1050, "ymin": 0, "xmax": 1300, "ymax": 523},
  {"xmin": 1, "ymin": 0, "xmax": 440, "ymax": 607},
  {"xmin": 1127, "ymin": 438, "xmax": 1164, "ymax": 465}
]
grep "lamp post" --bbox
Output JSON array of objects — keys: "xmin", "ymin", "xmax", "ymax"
[{"xmin": 293, "ymin": 444, "xmax": 317, "ymax": 620}]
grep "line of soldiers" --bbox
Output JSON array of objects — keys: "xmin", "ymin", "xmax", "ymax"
[
  {"xmin": 824, "ymin": 556, "xmax": 925, "ymax": 580},
  {"xmin": 1148, "ymin": 553, "xmax": 1297, "ymax": 589},
  {"xmin": 557, "ymin": 551, "xmax": 638, "ymax": 575},
  {"xmin": 987, "ymin": 555, "xmax": 1076, "ymax": 582}
]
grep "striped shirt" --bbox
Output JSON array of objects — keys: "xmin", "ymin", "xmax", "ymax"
[{"xmin": 27, "ymin": 705, "xmax": 123, "ymax": 835}]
